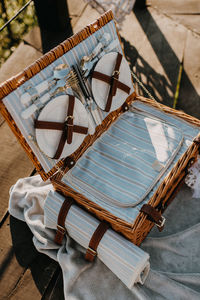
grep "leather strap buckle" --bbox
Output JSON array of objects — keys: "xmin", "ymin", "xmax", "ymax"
[
  {"xmin": 140, "ymin": 204, "xmax": 165, "ymax": 232},
  {"xmin": 65, "ymin": 115, "xmax": 74, "ymax": 121},
  {"xmin": 156, "ymin": 216, "xmax": 165, "ymax": 228},
  {"xmin": 87, "ymin": 247, "xmax": 97, "ymax": 257},
  {"xmin": 54, "ymin": 196, "xmax": 74, "ymax": 245},
  {"xmin": 112, "ymin": 70, "xmax": 120, "ymax": 79},
  {"xmin": 57, "ymin": 224, "xmax": 66, "ymax": 234}
]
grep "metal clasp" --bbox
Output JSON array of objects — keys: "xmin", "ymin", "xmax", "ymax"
[
  {"xmin": 156, "ymin": 216, "xmax": 166, "ymax": 228},
  {"xmin": 112, "ymin": 70, "xmax": 120, "ymax": 79},
  {"xmin": 65, "ymin": 115, "xmax": 74, "ymax": 127},
  {"xmin": 65, "ymin": 115, "xmax": 74, "ymax": 121},
  {"xmin": 57, "ymin": 224, "xmax": 66, "ymax": 234},
  {"xmin": 87, "ymin": 247, "xmax": 97, "ymax": 257}
]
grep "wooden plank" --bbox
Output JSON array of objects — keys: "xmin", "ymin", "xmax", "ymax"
[
  {"xmin": 0, "ymin": 215, "xmax": 28, "ymax": 299},
  {"xmin": 0, "ymin": 122, "xmax": 33, "ymax": 220},
  {"xmin": 7, "ymin": 269, "xmax": 41, "ymax": 300},
  {"xmin": 10, "ymin": 216, "xmax": 60, "ymax": 298},
  {"xmin": 121, "ymin": 7, "xmax": 187, "ymax": 105},
  {"xmin": 0, "ymin": 215, "xmax": 59, "ymax": 299},
  {"xmin": 41, "ymin": 267, "xmax": 64, "ymax": 300},
  {"xmin": 178, "ymin": 31, "xmax": 200, "ymax": 118},
  {"xmin": 147, "ymin": 0, "xmax": 200, "ymax": 14}
]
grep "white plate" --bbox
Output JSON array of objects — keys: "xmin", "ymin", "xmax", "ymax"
[
  {"xmin": 36, "ymin": 95, "xmax": 88, "ymax": 159},
  {"xmin": 92, "ymin": 52, "xmax": 132, "ymax": 112}
]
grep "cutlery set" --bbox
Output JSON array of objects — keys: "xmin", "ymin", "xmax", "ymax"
[
  {"xmin": 20, "ymin": 33, "xmax": 117, "ymax": 122},
  {"xmin": 19, "ymin": 32, "xmax": 133, "ymax": 159}
]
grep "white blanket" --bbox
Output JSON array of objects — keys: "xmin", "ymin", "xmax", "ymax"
[
  {"xmin": 84, "ymin": 0, "xmax": 136, "ymax": 24},
  {"xmin": 9, "ymin": 175, "xmax": 200, "ymax": 299}
]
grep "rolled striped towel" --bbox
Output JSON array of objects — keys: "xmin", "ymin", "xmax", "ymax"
[{"xmin": 44, "ymin": 190, "xmax": 150, "ymax": 289}]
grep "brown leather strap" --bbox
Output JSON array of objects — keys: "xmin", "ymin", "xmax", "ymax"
[
  {"xmin": 66, "ymin": 95, "xmax": 75, "ymax": 144},
  {"xmin": 34, "ymin": 96, "xmax": 88, "ymax": 159},
  {"xmin": 54, "ymin": 196, "xmax": 74, "ymax": 245},
  {"xmin": 140, "ymin": 204, "xmax": 165, "ymax": 232},
  {"xmin": 85, "ymin": 221, "xmax": 110, "ymax": 262},
  {"xmin": 110, "ymin": 53, "xmax": 122, "ymax": 95},
  {"xmin": 92, "ymin": 71, "xmax": 130, "ymax": 94},
  {"xmin": 106, "ymin": 53, "xmax": 122, "ymax": 112},
  {"xmin": 53, "ymin": 96, "xmax": 75, "ymax": 159},
  {"xmin": 92, "ymin": 53, "xmax": 130, "ymax": 112},
  {"xmin": 35, "ymin": 120, "xmax": 88, "ymax": 134},
  {"xmin": 35, "ymin": 120, "xmax": 65, "ymax": 130}
]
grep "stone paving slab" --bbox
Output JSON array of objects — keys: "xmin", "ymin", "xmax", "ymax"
[
  {"xmin": 121, "ymin": 7, "xmax": 187, "ymax": 106},
  {"xmin": 73, "ymin": 3, "xmax": 100, "ymax": 33},
  {"xmin": 23, "ymin": 26, "xmax": 43, "ymax": 52},
  {"xmin": 0, "ymin": 42, "xmax": 42, "ymax": 85},
  {"xmin": 147, "ymin": 0, "xmax": 200, "ymax": 14},
  {"xmin": 147, "ymin": 0, "xmax": 200, "ymax": 34},
  {"xmin": 178, "ymin": 30, "xmax": 200, "ymax": 118},
  {"xmin": 68, "ymin": 0, "xmax": 87, "ymax": 27},
  {"xmin": 170, "ymin": 15, "xmax": 200, "ymax": 35}
]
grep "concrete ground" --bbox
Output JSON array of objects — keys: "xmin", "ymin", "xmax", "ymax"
[{"xmin": 0, "ymin": 0, "xmax": 200, "ymax": 299}]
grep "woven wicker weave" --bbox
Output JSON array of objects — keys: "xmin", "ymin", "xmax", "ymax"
[
  {"xmin": 52, "ymin": 94, "xmax": 200, "ymax": 245},
  {"xmin": 0, "ymin": 10, "xmax": 200, "ymax": 245}
]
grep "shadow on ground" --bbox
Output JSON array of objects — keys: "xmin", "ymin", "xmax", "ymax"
[{"xmin": 121, "ymin": 7, "xmax": 200, "ymax": 119}]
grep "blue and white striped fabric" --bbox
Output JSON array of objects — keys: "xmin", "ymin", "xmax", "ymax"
[
  {"xmin": 44, "ymin": 190, "xmax": 150, "ymax": 288},
  {"xmin": 2, "ymin": 20, "xmax": 129, "ymax": 173},
  {"xmin": 62, "ymin": 101, "xmax": 200, "ymax": 224}
]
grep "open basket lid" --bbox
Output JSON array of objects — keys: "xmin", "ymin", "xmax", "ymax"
[{"xmin": 0, "ymin": 10, "xmax": 135, "ymax": 181}]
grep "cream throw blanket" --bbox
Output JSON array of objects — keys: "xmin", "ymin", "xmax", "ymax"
[{"xmin": 9, "ymin": 175, "xmax": 200, "ymax": 299}]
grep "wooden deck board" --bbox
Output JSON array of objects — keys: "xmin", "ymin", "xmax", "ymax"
[
  {"xmin": 10, "ymin": 215, "xmax": 62, "ymax": 299},
  {"xmin": 0, "ymin": 122, "xmax": 33, "ymax": 221},
  {"xmin": 0, "ymin": 214, "xmax": 60, "ymax": 300},
  {"xmin": 0, "ymin": 215, "xmax": 38, "ymax": 300},
  {"xmin": 0, "ymin": 216, "xmax": 24, "ymax": 299}
]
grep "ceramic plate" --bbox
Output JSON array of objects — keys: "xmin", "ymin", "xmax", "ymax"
[
  {"xmin": 92, "ymin": 52, "xmax": 132, "ymax": 112},
  {"xmin": 36, "ymin": 95, "xmax": 88, "ymax": 159}
]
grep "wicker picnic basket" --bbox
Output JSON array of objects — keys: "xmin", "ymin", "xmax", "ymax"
[{"xmin": 0, "ymin": 10, "xmax": 200, "ymax": 246}]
